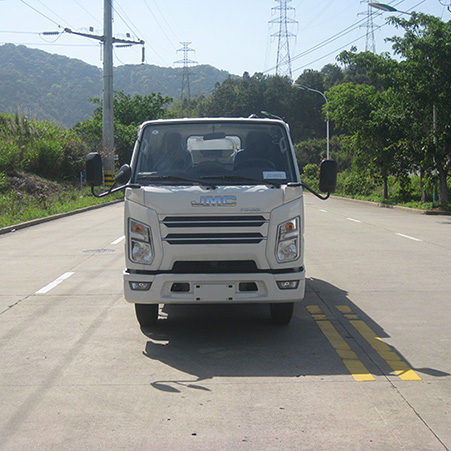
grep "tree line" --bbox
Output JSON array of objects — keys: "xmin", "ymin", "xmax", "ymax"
[
  {"xmin": 2, "ymin": 13, "xmax": 449, "ymax": 206},
  {"xmin": 78, "ymin": 13, "xmax": 450, "ymax": 204}
]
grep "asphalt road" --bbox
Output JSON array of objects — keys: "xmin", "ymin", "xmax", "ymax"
[{"xmin": 0, "ymin": 196, "xmax": 450, "ymax": 450}]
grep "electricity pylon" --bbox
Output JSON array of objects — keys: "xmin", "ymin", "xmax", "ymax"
[
  {"xmin": 174, "ymin": 42, "xmax": 197, "ymax": 99},
  {"xmin": 362, "ymin": 0, "xmax": 376, "ymax": 52},
  {"xmin": 269, "ymin": 0, "xmax": 297, "ymax": 79}
]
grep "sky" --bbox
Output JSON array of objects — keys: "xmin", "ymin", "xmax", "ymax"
[{"xmin": 0, "ymin": 0, "xmax": 449, "ymax": 80}]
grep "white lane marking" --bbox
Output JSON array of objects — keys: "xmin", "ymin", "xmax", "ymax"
[
  {"xmin": 35, "ymin": 272, "xmax": 75, "ymax": 295},
  {"xmin": 347, "ymin": 218, "xmax": 361, "ymax": 223},
  {"xmin": 396, "ymin": 233, "xmax": 423, "ymax": 242},
  {"xmin": 320, "ymin": 209, "xmax": 328, "ymax": 213},
  {"xmin": 111, "ymin": 235, "xmax": 125, "ymax": 245}
]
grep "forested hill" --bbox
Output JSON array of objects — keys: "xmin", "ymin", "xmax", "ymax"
[{"xmin": 0, "ymin": 44, "xmax": 231, "ymax": 127}]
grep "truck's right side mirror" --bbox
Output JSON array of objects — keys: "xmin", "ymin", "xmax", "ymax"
[
  {"xmin": 319, "ymin": 159, "xmax": 337, "ymax": 193},
  {"xmin": 86, "ymin": 152, "xmax": 103, "ymax": 187},
  {"xmin": 115, "ymin": 164, "xmax": 132, "ymax": 185}
]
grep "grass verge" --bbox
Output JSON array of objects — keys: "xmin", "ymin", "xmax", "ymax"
[
  {"xmin": 333, "ymin": 192, "xmax": 451, "ymax": 212},
  {"xmin": 0, "ymin": 172, "xmax": 123, "ymax": 229}
]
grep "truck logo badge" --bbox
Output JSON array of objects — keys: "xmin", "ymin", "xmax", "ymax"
[{"xmin": 191, "ymin": 195, "xmax": 237, "ymax": 207}]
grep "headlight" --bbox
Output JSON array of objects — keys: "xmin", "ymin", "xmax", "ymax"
[
  {"xmin": 129, "ymin": 219, "xmax": 153, "ymax": 264},
  {"xmin": 276, "ymin": 217, "xmax": 300, "ymax": 263}
]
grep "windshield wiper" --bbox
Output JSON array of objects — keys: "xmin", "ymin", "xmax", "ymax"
[
  {"xmin": 199, "ymin": 174, "xmax": 283, "ymax": 188},
  {"xmin": 137, "ymin": 174, "xmax": 216, "ymax": 188}
]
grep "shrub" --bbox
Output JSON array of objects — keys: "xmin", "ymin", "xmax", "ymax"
[
  {"xmin": 0, "ymin": 114, "xmax": 87, "ymax": 181},
  {"xmin": 301, "ymin": 163, "xmax": 320, "ymax": 191},
  {"xmin": 336, "ymin": 170, "xmax": 380, "ymax": 197}
]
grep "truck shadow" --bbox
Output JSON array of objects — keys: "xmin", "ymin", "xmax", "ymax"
[{"xmin": 142, "ymin": 278, "xmax": 449, "ymax": 392}]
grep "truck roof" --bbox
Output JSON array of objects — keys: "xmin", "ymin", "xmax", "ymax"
[{"xmin": 138, "ymin": 116, "xmax": 287, "ymax": 128}]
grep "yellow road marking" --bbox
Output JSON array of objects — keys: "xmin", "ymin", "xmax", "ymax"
[
  {"xmin": 335, "ymin": 305, "xmax": 422, "ymax": 381},
  {"xmin": 306, "ymin": 305, "xmax": 375, "ymax": 382}
]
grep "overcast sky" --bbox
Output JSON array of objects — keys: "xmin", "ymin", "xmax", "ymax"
[{"xmin": 0, "ymin": 0, "xmax": 449, "ymax": 79}]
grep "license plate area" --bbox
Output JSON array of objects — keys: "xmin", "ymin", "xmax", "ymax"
[{"xmin": 194, "ymin": 283, "xmax": 235, "ymax": 301}]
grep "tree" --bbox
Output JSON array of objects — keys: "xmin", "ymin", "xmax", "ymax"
[
  {"xmin": 75, "ymin": 91, "xmax": 172, "ymax": 165},
  {"xmin": 295, "ymin": 135, "xmax": 348, "ymax": 171},
  {"xmin": 327, "ymin": 82, "xmax": 407, "ymax": 198},
  {"xmin": 388, "ymin": 13, "xmax": 451, "ymax": 204},
  {"xmin": 199, "ymin": 73, "xmax": 293, "ymax": 121}
]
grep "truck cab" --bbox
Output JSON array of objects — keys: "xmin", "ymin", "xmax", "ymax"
[{"xmin": 86, "ymin": 116, "xmax": 336, "ymax": 328}]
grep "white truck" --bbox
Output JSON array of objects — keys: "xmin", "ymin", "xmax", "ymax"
[{"xmin": 86, "ymin": 116, "xmax": 336, "ymax": 328}]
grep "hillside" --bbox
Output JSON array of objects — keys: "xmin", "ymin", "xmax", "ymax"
[{"xmin": 0, "ymin": 44, "xmax": 231, "ymax": 127}]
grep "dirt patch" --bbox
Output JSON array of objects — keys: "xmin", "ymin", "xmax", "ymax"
[{"xmin": 7, "ymin": 172, "xmax": 61, "ymax": 199}]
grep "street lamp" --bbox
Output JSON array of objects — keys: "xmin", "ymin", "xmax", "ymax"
[
  {"xmin": 294, "ymin": 84, "xmax": 330, "ymax": 160},
  {"xmin": 369, "ymin": 2, "xmax": 411, "ymax": 15}
]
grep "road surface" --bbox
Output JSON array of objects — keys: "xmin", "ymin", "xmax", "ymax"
[{"xmin": 0, "ymin": 196, "xmax": 450, "ymax": 450}]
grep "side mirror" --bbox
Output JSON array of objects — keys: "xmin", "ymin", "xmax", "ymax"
[
  {"xmin": 319, "ymin": 160, "xmax": 337, "ymax": 193},
  {"xmin": 116, "ymin": 164, "xmax": 132, "ymax": 185},
  {"xmin": 86, "ymin": 152, "xmax": 103, "ymax": 187}
]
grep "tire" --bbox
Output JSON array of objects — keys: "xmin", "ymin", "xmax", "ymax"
[
  {"xmin": 270, "ymin": 302, "xmax": 294, "ymax": 325},
  {"xmin": 135, "ymin": 303, "xmax": 159, "ymax": 328}
]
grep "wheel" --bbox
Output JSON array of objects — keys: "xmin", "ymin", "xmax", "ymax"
[
  {"xmin": 135, "ymin": 303, "xmax": 159, "ymax": 328},
  {"xmin": 270, "ymin": 302, "xmax": 294, "ymax": 325}
]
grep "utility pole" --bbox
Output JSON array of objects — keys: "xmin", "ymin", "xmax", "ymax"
[
  {"xmin": 269, "ymin": 0, "xmax": 297, "ymax": 79},
  {"xmin": 62, "ymin": 0, "xmax": 144, "ymax": 185},
  {"xmin": 103, "ymin": 0, "xmax": 114, "ymax": 183},
  {"xmin": 174, "ymin": 42, "xmax": 197, "ymax": 99}
]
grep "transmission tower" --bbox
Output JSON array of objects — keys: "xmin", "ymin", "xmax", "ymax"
[
  {"xmin": 174, "ymin": 42, "xmax": 197, "ymax": 99},
  {"xmin": 269, "ymin": 0, "xmax": 297, "ymax": 79},
  {"xmin": 361, "ymin": 0, "xmax": 376, "ymax": 53}
]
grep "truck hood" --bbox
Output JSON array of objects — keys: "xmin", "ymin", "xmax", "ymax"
[{"xmin": 125, "ymin": 184, "xmax": 302, "ymax": 215}]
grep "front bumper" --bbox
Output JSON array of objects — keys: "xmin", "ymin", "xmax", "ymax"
[{"xmin": 123, "ymin": 268, "xmax": 305, "ymax": 304}]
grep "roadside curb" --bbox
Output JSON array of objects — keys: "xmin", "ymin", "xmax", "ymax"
[
  {"xmin": 330, "ymin": 195, "xmax": 451, "ymax": 216},
  {"xmin": 0, "ymin": 199, "xmax": 123, "ymax": 235}
]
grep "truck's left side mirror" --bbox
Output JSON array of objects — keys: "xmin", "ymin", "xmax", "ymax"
[
  {"xmin": 319, "ymin": 159, "xmax": 337, "ymax": 193},
  {"xmin": 86, "ymin": 152, "xmax": 103, "ymax": 187}
]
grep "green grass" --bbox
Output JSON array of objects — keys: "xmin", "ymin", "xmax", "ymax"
[
  {"xmin": 0, "ymin": 183, "xmax": 123, "ymax": 229},
  {"xmin": 301, "ymin": 169, "xmax": 451, "ymax": 212},
  {"xmin": 332, "ymin": 192, "xmax": 450, "ymax": 211}
]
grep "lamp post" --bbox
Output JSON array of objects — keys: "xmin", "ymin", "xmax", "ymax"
[
  {"xmin": 294, "ymin": 84, "xmax": 330, "ymax": 160},
  {"xmin": 368, "ymin": 2, "xmax": 411, "ymax": 15}
]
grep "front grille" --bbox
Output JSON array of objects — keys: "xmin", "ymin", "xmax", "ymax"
[
  {"xmin": 161, "ymin": 214, "xmax": 268, "ymax": 245},
  {"xmin": 164, "ymin": 232, "xmax": 264, "ymax": 245},
  {"xmin": 162, "ymin": 215, "xmax": 267, "ymax": 228},
  {"xmin": 172, "ymin": 260, "xmax": 258, "ymax": 274}
]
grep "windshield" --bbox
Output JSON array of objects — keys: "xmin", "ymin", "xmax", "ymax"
[{"xmin": 133, "ymin": 121, "xmax": 297, "ymax": 186}]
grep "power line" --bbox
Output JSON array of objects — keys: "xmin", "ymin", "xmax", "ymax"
[
  {"xmin": 35, "ymin": 0, "xmax": 73, "ymax": 29},
  {"xmin": 19, "ymin": 0, "xmax": 63, "ymax": 29},
  {"xmin": 265, "ymin": 14, "xmax": 368, "ymax": 74},
  {"xmin": 265, "ymin": 0, "xmax": 414, "ymax": 75},
  {"xmin": 0, "ymin": 31, "xmax": 42, "ymax": 35},
  {"xmin": 0, "ymin": 41, "xmax": 98, "ymax": 48},
  {"xmin": 292, "ymin": 32, "xmax": 368, "ymax": 76},
  {"xmin": 142, "ymin": 0, "xmax": 178, "ymax": 50},
  {"xmin": 114, "ymin": 0, "xmax": 169, "ymax": 65},
  {"xmin": 113, "ymin": 1, "xmax": 143, "ymax": 40},
  {"xmin": 72, "ymin": 0, "xmax": 102, "ymax": 27},
  {"xmin": 147, "ymin": 0, "xmax": 180, "ymax": 46},
  {"xmin": 290, "ymin": 0, "xmax": 423, "ymax": 77}
]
